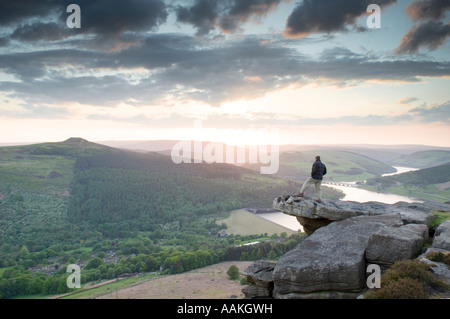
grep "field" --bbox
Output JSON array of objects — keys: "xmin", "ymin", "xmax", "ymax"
[
  {"xmin": 59, "ymin": 261, "xmax": 253, "ymax": 299},
  {"xmin": 216, "ymin": 209, "xmax": 298, "ymax": 236}
]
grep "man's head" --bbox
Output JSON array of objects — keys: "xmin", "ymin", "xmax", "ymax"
[{"xmin": 315, "ymin": 156, "xmax": 321, "ymax": 161}]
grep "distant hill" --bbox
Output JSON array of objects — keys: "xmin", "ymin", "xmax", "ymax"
[
  {"xmin": 384, "ymin": 162, "xmax": 450, "ymax": 186},
  {"xmin": 280, "ymin": 144, "xmax": 450, "ymax": 163},
  {"xmin": 389, "ymin": 150, "xmax": 450, "ymax": 169},
  {"xmin": 0, "ymin": 137, "xmax": 113, "ymax": 193},
  {"xmin": 363, "ymin": 162, "xmax": 450, "ymax": 203},
  {"xmin": 263, "ymin": 150, "xmax": 396, "ymax": 182}
]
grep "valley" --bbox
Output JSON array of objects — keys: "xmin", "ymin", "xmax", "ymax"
[{"xmin": 0, "ymin": 138, "xmax": 449, "ymax": 299}]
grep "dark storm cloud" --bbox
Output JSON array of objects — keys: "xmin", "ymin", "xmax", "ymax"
[
  {"xmin": 0, "ymin": 37, "xmax": 9, "ymax": 47},
  {"xmin": 396, "ymin": 20, "xmax": 450, "ymax": 54},
  {"xmin": 396, "ymin": 0, "xmax": 450, "ymax": 54},
  {"xmin": 176, "ymin": 0, "xmax": 220, "ymax": 35},
  {"xmin": 406, "ymin": 0, "xmax": 450, "ymax": 21},
  {"xmin": 11, "ymin": 22, "xmax": 69, "ymax": 43},
  {"xmin": 219, "ymin": 0, "xmax": 284, "ymax": 33},
  {"xmin": 0, "ymin": 0, "xmax": 56, "ymax": 26},
  {"xmin": 284, "ymin": 0, "xmax": 397, "ymax": 38},
  {"xmin": 56, "ymin": 0, "xmax": 168, "ymax": 37},
  {"xmin": 176, "ymin": 0, "xmax": 284, "ymax": 35},
  {"xmin": 3, "ymin": 0, "xmax": 168, "ymax": 45}
]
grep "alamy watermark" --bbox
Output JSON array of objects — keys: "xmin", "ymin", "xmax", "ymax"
[
  {"xmin": 366, "ymin": 264, "xmax": 381, "ymax": 289},
  {"xmin": 170, "ymin": 121, "xmax": 280, "ymax": 175},
  {"xmin": 66, "ymin": 4, "xmax": 81, "ymax": 29},
  {"xmin": 66, "ymin": 264, "xmax": 81, "ymax": 289},
  {"xmin": 367, "ymin": 4, "xmax": 382, "ymax": 29}
]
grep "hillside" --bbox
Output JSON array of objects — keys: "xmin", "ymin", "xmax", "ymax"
[
  {"xmin": 364, "ymin": 163, "xmax": 450, "ymax": 203},
  {"xmin": 1, "ymin": 137, "xmax": 323, "ymax": 247},
  {"xmin": 0, "ymin": 138, "xmax": 322, "ymax": 299},
  {"xmin": 67, "ymin": 149, "xmax": 319, "ymax": 238},
  {"xmin": 389, "ymin": 150, "xmax": 450, "ymax": 169},
  {"xmin": 0, "ymin": 138, "xmax": 114, "ymax": 249},
  {"xmin": 384, "ymin": 162, "xmax": 450, "ymax": 186},
  {"xmin": 0, "ymin": 137, "xmax": 112, "ymax": 194}
]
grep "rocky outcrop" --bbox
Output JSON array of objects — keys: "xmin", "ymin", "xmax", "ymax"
[
  {"xmin": 242, "ymin": 261, "xmax": 276, "ymax": 299},
  {"xmin": 242, "ymin": 197, "xmax": 450, "ymax": 299},
  {"xmin": 273, "ymin": 195, "xmax": 435, "ymax": 235},
  {"xmin": 273, "ymin": 214, "xmax": 411, "ymax": 299},
  {"xmin": 365, "ymin": 224, "xmax": 427, "ymax": 268},
  {"xmin": 432, "ymin": 220, "xmax": 450, "ymax": 251},
  {"xmin": 417, "ymin": 221, "xmax": 450, "ymax": 285}
]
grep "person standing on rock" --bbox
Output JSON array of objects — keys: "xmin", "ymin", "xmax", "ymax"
[{"xmin": 297, "ymin": 156, "xmax": 327, "ymax": 203}]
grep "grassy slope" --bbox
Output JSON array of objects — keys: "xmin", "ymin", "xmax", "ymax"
[
  {"xmin": 0, "ymin": 139, "xmax": 113, "ymax": 248},
  {"xmin": 57, "ymin": 261, "xmax": 253, "ymax": 299},
  {"xmin": 0, "ymin": 139, "xmax": 322, "ymax": 247}
]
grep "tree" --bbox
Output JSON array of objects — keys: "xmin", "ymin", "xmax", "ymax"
[
  {"xmin": 227, "ymin": 265, "xmax": 240, "ymax": 281},
  {"xmin": 18, "ymin": 245, "xmax": 29, "ymax": 259},
  {"xmin": 268, "ymin": 250, "xmax": 277, "ymax": 260},
  {"xmin": 85, "ymin": 257, "xmax": 103, "ymax": 270}
]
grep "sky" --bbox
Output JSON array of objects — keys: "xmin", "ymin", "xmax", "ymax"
[{"xmin": 0, "ymin": 0, "xmax": 449, "ymax": 146}]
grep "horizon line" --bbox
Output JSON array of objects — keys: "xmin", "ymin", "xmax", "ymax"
[{"xmin": 1, "ymin": 137, "xmax": 449, "ymax": 150}]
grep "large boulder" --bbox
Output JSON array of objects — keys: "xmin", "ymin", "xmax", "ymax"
[
  {"xmin": 242, "ymin": 261, "xmax": 276, "ymax": 299},
  {"xmin": 272, "ymin": 214, "xmax": 404, "ymax": 299},
  {"xmin": 242, "ymin": 197, "xmax": 448, "ymax": 299},
  {"xmin": 365, "ymin": 225, "xmax": 426, "ymax": 267},
  {"xmin": 432, "ymin": 220, "xmax": 450, "ymax": 250},
  {"xmin": 418, "ymin": 221, "xmax": 450, "ymax": 286}
]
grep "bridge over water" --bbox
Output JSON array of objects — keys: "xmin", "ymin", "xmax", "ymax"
[{"xmin": 322, "ymin": 181, "xmax": 359, "ymax": 188}]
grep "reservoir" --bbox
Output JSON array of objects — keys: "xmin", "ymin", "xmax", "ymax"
[
  {"xmin": 327, "ymin": 166, "xmax": 421, "ymax": 204},
  {"xmin": 257, "ymin": 211, "xmax": 302, "ymax": 232},
  {"xmin": 325, "ymin": 184, "xmax": 421, "ymax": 204}
]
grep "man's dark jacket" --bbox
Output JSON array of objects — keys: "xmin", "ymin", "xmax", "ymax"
[{"xmin": 311, "ymin": 160, "xmax": 327, "ymax": 180}]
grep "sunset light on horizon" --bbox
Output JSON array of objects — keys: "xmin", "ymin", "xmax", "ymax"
[{"xmin": 0, "ymin": 0, "xmax": 449, "ymax": 147}]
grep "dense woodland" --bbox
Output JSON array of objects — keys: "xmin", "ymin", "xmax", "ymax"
[
  {"xmin": 0, "ymin": 140, "xmax": 317, "ymax": 298},
  {"xmin": 68, "ymin": 151, "xmax": 306, "ymax": 237}
]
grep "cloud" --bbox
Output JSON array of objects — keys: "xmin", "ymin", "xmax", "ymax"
[
  {"xmin": 284, "ymin": 0, "xmax": 396, "ymax": 38},
  {"xmin": 0, "ymin": 0, "xmax": 56, "ymax": 26},
  {"xmin": 175, "ymin": 0, "xmax": 284, "ymax": 35},
  {"xmin": 395, "ymin": 20, "xmax": 450, "ymax": 54},
  {"xmin": 397, "ymin": 0, "xmax": 450, "ymax": 54},
  {"xmin": 11, "ymin": 22, "xmax": 69, "ymax": 43},
  {"xmin": 3, "ymin": 0, "xmax": 168, "ymax": 48},
  {"xmin": 219, "ymin": 0, "xmax": 284, "ymax": 33},
  {"xmin": 0, "ymin": 37, "xmax": 9, "ymax": 47},
  {"xmin": 176, "ymin": 0, "xmax": 220, "ymax": 36},
  {"xmin": 406, "ymin": 0, "xmax": 450, "ymax": 21},
  {"xmin": 58, "ymin": 0, "xmax": 168, "ymax": 37},
  {"xmin": 1, "ymin": 36, "xmax": 449, "ymax": 111},
  {"xmin": 409, "ymin": 101, "xmax": 450, "ymax": 123},
  {"xmin": 397, "ymin": 97, "xmax": 419, "ymax": 104}
]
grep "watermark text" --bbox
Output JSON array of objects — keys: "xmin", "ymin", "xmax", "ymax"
[{"xmin": 171, "ymin": 121, "xmax": 279, "ymax": 175}]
